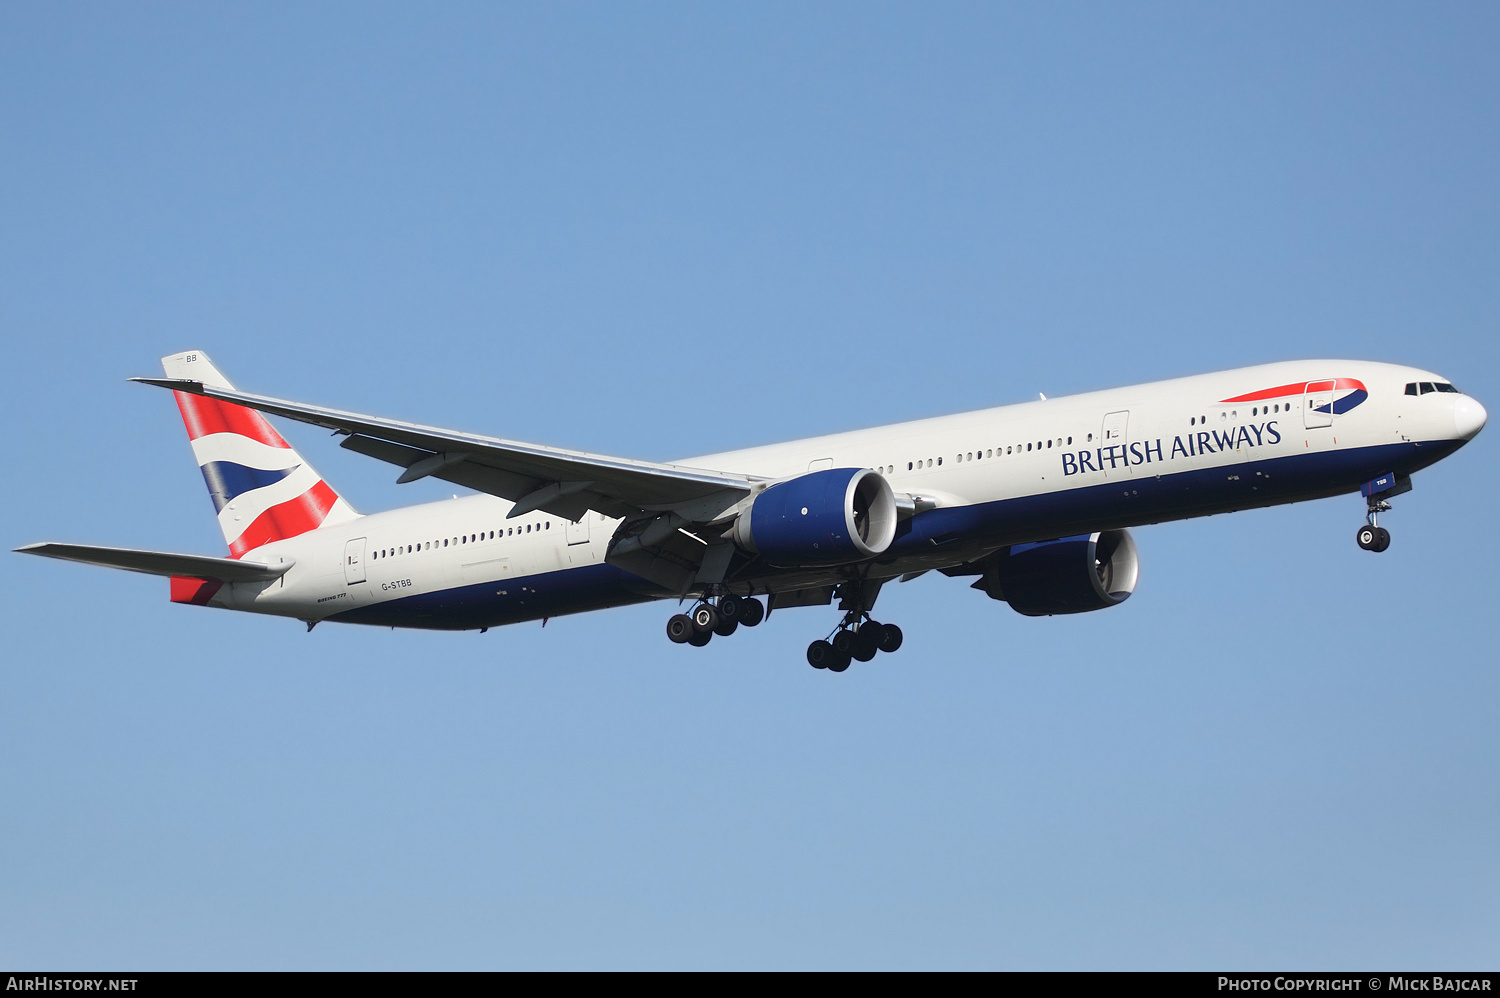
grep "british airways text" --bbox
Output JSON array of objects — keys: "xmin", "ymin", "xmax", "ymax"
[{"xmin": 1061, "ymin": 421, "xmax": 1283, "ymax": 476}]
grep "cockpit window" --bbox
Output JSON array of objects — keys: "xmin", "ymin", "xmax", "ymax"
[{"xmin": 1407, "ymin": 381, "xmax": 1461, "ymax": 395}]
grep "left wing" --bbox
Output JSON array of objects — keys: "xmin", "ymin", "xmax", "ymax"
[{"xmin": 133, "ymin": 378, "xmax": 758, "ymax": 524}]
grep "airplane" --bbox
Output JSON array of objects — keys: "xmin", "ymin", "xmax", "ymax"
[{"xmin": 17, "ymin": 351, "xmax": 1487, "ymax": 672}]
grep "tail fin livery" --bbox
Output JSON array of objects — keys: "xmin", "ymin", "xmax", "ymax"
[{"xmin": 163, "ymin": 351, "xmax": 359, "ymax": 557}]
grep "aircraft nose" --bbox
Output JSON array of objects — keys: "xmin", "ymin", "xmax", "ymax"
[{"xmin": 1454, "ymin": 395, "xmax": 1487, "ymax": 439}]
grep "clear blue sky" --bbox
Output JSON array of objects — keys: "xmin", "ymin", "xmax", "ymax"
[{"xmin": 3, "ymin": 1, "xmax": 1496, "ymax": 970}]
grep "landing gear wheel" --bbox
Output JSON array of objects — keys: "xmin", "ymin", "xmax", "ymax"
[
  {"xmin": 807, "ymin": 640, "xmax": 832, "ymax": 669},
  {"xmin": 738, "ymin": 598, "xmax": 765, "ymax": 628},
  {"xmin": 666, "ymin": 614, "xmax": 694, "ymax": 644},
  {"xmin": 1371, "ymin": 526, "xmax": 1391, "ymax": 553},
  {"xmin": 713, "ymin": 617, "xmax": 739, "ymax": 638},
  {"xmin": 691, "ymin": 604, "xmax": 720, "ymax": 634},
  {"xmin": 827, "ymin": 650, "xmax": 851, "ymax": 672},
  {"xmin": 716, "ymin": 594, "xmax": 742, "ymax": 624},
  {"xmin": 831, "ymin": 630, "xmax": 855, "ymax": 658},
  {"xmin": 852, "ymin": 622, "xmax": 882, "ymax": 662},
  {"xmin": 687, "ymin": 628, "xmax": 712, "ymax": 647},
  {"xmin": 1357, "ymin": 525, "xmax": 1377, "ymax": 550},
  {"xmin": 877, "ymin": 623, "xmax": 903, "ymax": 654}
]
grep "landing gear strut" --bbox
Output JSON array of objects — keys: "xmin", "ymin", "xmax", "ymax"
[
  {"xmin": 806, "ymin": 610, "xmax": 902, "ymax": 672},
  {"xmin": 1356, "ymin": 473, "xmax": 1410, "ymax": 553}
]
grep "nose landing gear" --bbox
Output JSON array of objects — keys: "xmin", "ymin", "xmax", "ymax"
[
  {"xmin": 1356, "ymin": 520, "xmax": 1390, "ymax": 553},
  {"xmin": 1356, "ymin": 472, "xmax": 1410, "ymax": 553}
]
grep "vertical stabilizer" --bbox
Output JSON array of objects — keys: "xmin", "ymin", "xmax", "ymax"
[{"xmin": 163, "ymin": 351, "xmax": 360, "ymax": 557}]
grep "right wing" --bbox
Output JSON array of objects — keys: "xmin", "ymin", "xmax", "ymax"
[
  {"xmin": 15, "ymin": 543, "xmax": 292, "ymax": 582},
  {"xmin": 133, "ymin": 378, "xmax": 758, "ymax": 524}
]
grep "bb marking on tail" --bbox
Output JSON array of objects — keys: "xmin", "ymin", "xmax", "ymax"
[{"xmin": 163, "ymin": 351, "xmax": 359, "ymax": 558}]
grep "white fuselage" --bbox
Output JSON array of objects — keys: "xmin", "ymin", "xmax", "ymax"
[{"xmin": 207, "ymin": 360, "xmax": 1481, "ymax": 629}]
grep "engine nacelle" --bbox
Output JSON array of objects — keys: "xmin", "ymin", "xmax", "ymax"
[
  {"xmin": 732, "ymin": 468, "xmax": 898, "ymax": 568},
  {"xmin": 978, "ymin": 529, "xmax": 1139, "ymax": 616}
]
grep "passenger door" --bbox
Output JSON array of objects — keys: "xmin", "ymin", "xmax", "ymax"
[
  {"xmin": 566, "ymin": 514, "xmax": 590, "ymax": 546},
  {"xmin": 1101, "ymin": 410, "xmax": 1131, "ymax": 476},
  {"xmin": 1304, "ymin": 381, "xmax": 1335, "ymax": 429},
  {"xmin": 343, "ymin": 537, "xmax": 367, "ymax": 584}
]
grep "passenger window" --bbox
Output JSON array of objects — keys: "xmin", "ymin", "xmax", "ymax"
[
  {"xmin": 937, "ymin": 457, "xmax": 942, "ymax": 465},
  {"xmin": 1026, "ymin": 443, "xmax": 1031, "ymax": 452},
  {"xmin": 907, "ymin": 462, "xmax": 913, "ymax": 470},
  {"xmin": 1046, "ymin": 440, "xmax": 1052, "ymax": 449},
  {"xmin": 1066, "ymin": 437, "xmax": 1072, "ymax": 445}
]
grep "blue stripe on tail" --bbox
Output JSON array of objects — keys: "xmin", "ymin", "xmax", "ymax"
[{"xmin": 199, "ymin": 461, "xmax": 297, "ymax": 512}]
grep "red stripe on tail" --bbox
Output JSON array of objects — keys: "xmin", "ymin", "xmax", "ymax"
[
  {"xmin": 170, "ymin": 576, "xmax": 223, "ymax": 605},
  {"xmin": 174, "ymin": 391, "xmax": 290, "ymax": 447},
  {"xmin": 228, "ymin": 480, "xmax": 340, "ymax": 557}
]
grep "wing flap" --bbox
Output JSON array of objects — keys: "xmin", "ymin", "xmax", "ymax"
[{"xmin": 16, "ymin": 543, "xmax": 291, "ymax": 582}]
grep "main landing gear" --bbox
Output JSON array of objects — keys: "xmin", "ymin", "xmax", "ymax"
[
  {"xmin": 665, "ymin": 593, "xmax": 766, "ymax": 647},
  {"xmin": 805, "ymin": 612, "xmax": 903, "ymax": 673}
]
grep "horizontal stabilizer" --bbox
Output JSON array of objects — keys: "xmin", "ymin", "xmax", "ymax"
[{"xmin": 15, "ymin": 543, "xmax": 292, "ymax": 582}]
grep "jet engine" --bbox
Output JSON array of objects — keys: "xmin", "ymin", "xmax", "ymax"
[
  {"xmin": 975, "ymin": 529, "xmax": 1139, "ymax": 615},
  {"xmin": 732, "ymin": 467, "xmax": 898, "ymax": 568}
]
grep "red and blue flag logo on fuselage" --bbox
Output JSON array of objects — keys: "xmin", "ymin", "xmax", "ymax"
[{"xmin": 1219, "ymin": 378, "xmax": 1368, "ymax": 415}]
